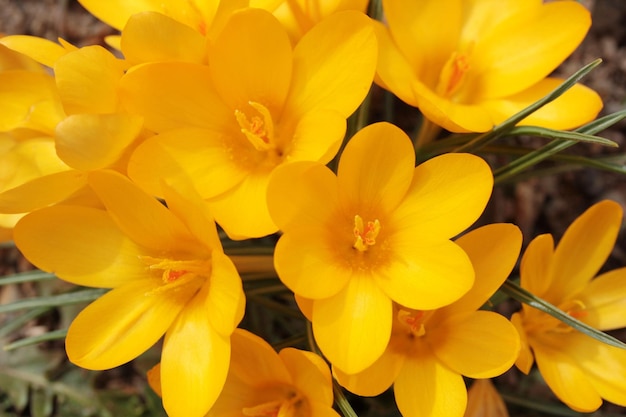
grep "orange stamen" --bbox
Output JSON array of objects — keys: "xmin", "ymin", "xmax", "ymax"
[
  {"xmin": 436, "ymin": 51, "xmax": 471, "ymax": 97},
  {"xmin": 353, "ymin": 215, "xmax": 380, "ymax": 252}
]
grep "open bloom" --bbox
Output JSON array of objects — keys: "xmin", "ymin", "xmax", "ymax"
[
  {"xmin": 512, "ymin": 200, "xmax": 626, "ymax": 412},
  {"xmin": 202, "ymin": 329, "xmax": 338, "ymax": 417},
  {"xmin": 120, "ymin": 8, "xmax": 376, "ymax": 239},
  {"xmin": 375, "ymin": 0, "xmax": 602, "ymax": 133},
  {"xmin": 333, "ymin": 224, "xmax": 521, "ymax": 417},
  {"xmin": 14, "ymin": 170, "xmax": 244, "ymax": 417},
  {"xmin": 0, "ymin": 42, "xmax": 69, "ymax": 240},
  {"xmin": 0, "ymin": 39, "xmax": 147, "ymax": 221},
  {"xmin": 267, "ymin": 122, "xmax": 493, "ymax": 373}
]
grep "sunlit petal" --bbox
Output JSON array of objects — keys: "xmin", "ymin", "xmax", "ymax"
[
  {"xmin": 338, "ymin": 122, "xmax": 415, "ymax": 215},
  {"xmin": 55, "ymin": 113, "xmax": 143, "ymax": 171},
  {"xmin": 581, "ymin": 267, "xmax": 626, "ymax": 330},
  {"xmin": 548, "ymin": 200, "xmax": 622, "ymax": 302},
  {"xmin": 429, "ymin": 311, "xmax": 519, "ymax": 378},
  {"xmin": 312, "ymin": 274, "xmax": 392, "ymax": 374},
  {"xmin": 210, "ymin": 8, "xmax": 292, "ymax": 113},
  {"xmin": 284, "ymin": 10, "xmax": 377, "ymax": 120},
  {"xmin": 14, "ymin": 205, "xmax": 148, "ymax": 288},
  {"xmin": 395, "ymin": 344, "xmax": 467, "ymax": 417},
  {"xmin": 161, "ymin": 289, "xmax": 231, "ymax": 417},
  {"xmin": 121, "ymin": 12, "xmax": 207, "ymax": 65},
  {"xmin": 66, "ymin": 277, "xmax": 198, "ymax": 370},
  {"xmin": 333, "ymin": 348, "xmax": 403, "ymax": 396}
]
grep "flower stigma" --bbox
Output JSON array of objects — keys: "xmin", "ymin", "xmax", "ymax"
[
  {"xmin": 398, "ymin": 309, "xmax": 427, "ymax": 337},
  {"xmin": 235, "ymin": 101, "xmax": 276, "ymax": 152},
  {"xmin": 436, "ymin": 51, "xmax": 471, "ymax": 98},
  {"xmin": 139, "ymin": 256, "xmax": 211, "ymax": 286},
  {"xmin": 353, "ymin": 215, "xmax": 381, "ymax": 252}
]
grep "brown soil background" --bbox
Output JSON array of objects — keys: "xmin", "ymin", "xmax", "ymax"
[{"xmin": 1, "ymin": 0, "xmax": 626, "ymax": 416}]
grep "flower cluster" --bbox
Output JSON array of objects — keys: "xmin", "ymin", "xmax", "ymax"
[{"xmin": 1, "ymin": 1, "xmax": 625, "ymax": 417}]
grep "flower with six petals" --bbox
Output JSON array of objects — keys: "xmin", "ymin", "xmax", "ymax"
[{"xmin": 267, "ymin": 121, "xmax": 493, "ymax": 373}]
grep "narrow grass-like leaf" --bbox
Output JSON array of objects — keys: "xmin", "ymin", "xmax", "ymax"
[
  {"xmin": 0, "ymin": 288, "xmax": 107, "ymax": 314},
  {"xmin": 505, "ymin": 126, "xmax": 617, "ymax": 147},
  {"xmin": 500, "ymin": 392, "xmax": 592, "ymax": 417},
  {"xmin": 3, "ymin": 330, "xmax": 67, "ymax": 351},
  {"xmin": 0, "ymin": 307, "xmax": 50, "ymax": 339},
  {"xmin": 501, "ymin": 281, "xmax": 626, "ymax": 349},
  {"xmin": 0, "ymin": 270, "xmax": 56, "ymax": 286},
  {"xmin": 454, "ymin": 59, "xmax": 602, "ymax": 153}
]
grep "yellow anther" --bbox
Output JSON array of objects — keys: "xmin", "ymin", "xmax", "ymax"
[
  {"xmin": 353, "ymin": 215, "xmax": 380, "ymax": 252},
  {"xmin": 235, "ymin": 101, "xmax": 275, "ymax": 151}
]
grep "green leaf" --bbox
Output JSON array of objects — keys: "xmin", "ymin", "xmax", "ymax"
[
  {"xmin": 454, "ymin": 59, "xmax": 602, "ymax": 153},
  {"xmin": 0, "ymin": 270, "xmax": 56, "ymax": 286},
  {"xmin": 3, "ymin": 329, "xmax": 68, "ymax": 351},
  {"xmin": 500, "ymin": 281, "xmax": 626, "ymax": 350},
  {"xmin": 0, "ymin": 288, "xmax": 107, "ymax": 314},
  {"xmin": 505, "ymin": 126, "xmax": 617, "ymax": 147}
]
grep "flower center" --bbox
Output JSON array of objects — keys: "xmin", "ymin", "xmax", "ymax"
[
  {"xmin": 243, "ymin": 389, "xmax": 306, "ymax": 417},
  {"xmin": 398, "ymin": 309, "xmax": 429, "ymax": 337},
  {"xmin": 235, "ymin": 101, "xmax": 276, "ymax": 152},
  {"xmin": 140, "ymin": 256, "xmax": 211, "ymax": 286},
  {"xmin": 353, "ymin": 215, "xmax": 380, "ymax": 252},
  {"xmin": 436, "ymin": 51, "xmax": 471, "ymax": 98},
  {"xmin": 526, "ymin": 299, "xmax": 588, "ymax": 335}
]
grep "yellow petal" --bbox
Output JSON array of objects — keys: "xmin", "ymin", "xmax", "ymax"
[
  {"xmin": 119, "ymin": 62, "xmax": 232, "ymax": 132},
  {"xmin": 548, "ymin": 200, "xmax": 622, "ymax": 302},
  {"xmin": 581, "ymin": 267, "xmax": 626, "ymax": 330},
  {"xmin": 229, "ymin": 328, "xmax": 292, "ymax": 386},
  {"xmin": 519, "ymin": 233, "xmax": 554, "ymax": 299},
  {"xmin": 532, "ymin": 335, "xmax": 602, "ymax": 412},
  {"xmin": 395, "ymin": 344, "xmax": 467, "ymax": 417},
  {"xmin": 206, "ymin": 172, "xmax": 278, "ymax": 239},
  {"xmin": 510, "ymin": 313, "xmax": 534, "ymax": 374},
  {"xmin": 280, "ymin": 348, "xmax": 333, "ymax": 406},
  {"xmin": 161, "ymin": 288, "xmax": 231, "ymax": 417},
  {"xmin": 392, "ymin": 152, "xmax": 493, "ymax": 239},
  {"xmin": 312, "ymin": 274, "xmax": 392, "ymax": 374},
  {"xmin": 567, "ymin": 332, "xmax": 626, "ymax": 408},
  {"xmin": 294, "ymin": 294, "xmax": 313, "ymax": 321},
  {"xmin": 77, "ymin": 0, "xmax": 167, "ymax": 30},
  {"xmin": 338, "ymin": 122, "xmax": 415, "ymax": 215},
  {"xmin": 283, "ymin": 10, "xmax": 377, "ymax": 121},
  {"xmin": 372, "ymin": 21, "xmax": 419, "ymax": 106},
  {"xmin": 210, "ymin": 8, "xmax": 292, "ymax": 113},
  {"xmin": 464, "ymin": 379, "xmax": 510, "ymax": 417},
  {"xmin": 0, "ymin": 170, "xmax": 87, "ymax": 214},
  {"xmin": 333, "ymin": 348, "xmax": 403, "ymax": 396},
  {"xmin": 274, "ymin": 227, "xmax": 350, "ymax": 299},
  {"xmin": 55, "ymin": 113, "xmax": 143, "ymax": 171},
  {"xmin": 470, "ymin": 1, "xmax": 590, "ymax": 99},
  {"xmin": 0, "ymin": 35, "xmax": 70, "ymax": 67},
  {"xmin": 54, "ymin": 46, "xmax": 126, "ymax": 115},
  {"xmin": 0, "ymin": 71, "xmax": 63, "ymax": 133},
  {"xmin": 14, "ymin": 205, "xmax": 148, "ymax": 288},
  {"xmin": 375, "ymin": 239, "xmax": 474, "ymax": 310},
  {"xmin": 382, "ymin": 0, "xmax": 461, "ymax": 76},
  {"xmin": 87, "ymin": 170, "xmax": 199, "ymax": 253},
  {"xmin": 121, "ymin": 12, "xmax": 207, "ymax": 65},
  {"xmin": 482, "ymin": 79, "xmax": 602, "ymax": 130},
  {"xmin": 66, "ymin": 277, "xmax": 197, "ymax": 370},
  {"xmin": 160, "ymin": 181, "xmax": 221, "ymax": 250},
  {"xmin": 128, "ymin": 128, "xmax": 247, "ymax": 199},
  {"xmin": 412, "ymin": 80, "xmax": 494, "ymax": 132},
  {"xmin": 284, "ymin": 108, "xmax": 346, "ymax": 164},
  {"xmin": 267, "ymin": 161, "xmax": 338, "ymax": 231},
  {"xmin": 445, "ymin": 224, "xmax": 522, "ymax": 315},
  {"xmin": 206, "ymin": 252, "xmax": 245, "ymax": 336},
  {"xmin": 428, "ymin": 311, "xmax": 520, "ymax": 378}
]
